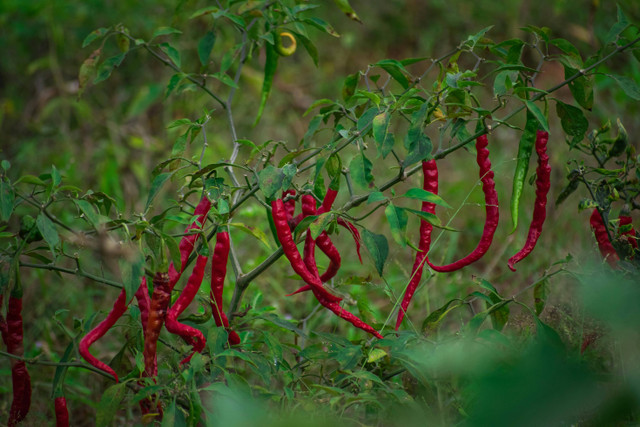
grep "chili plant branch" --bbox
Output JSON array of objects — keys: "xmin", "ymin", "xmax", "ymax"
[{"xmin": 19, "ymin": 262, "xmax": 122, "ymax": 289}]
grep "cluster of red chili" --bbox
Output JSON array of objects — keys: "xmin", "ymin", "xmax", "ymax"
[
  {"xmin": 271, "ymin": 188, "xmax": 382, "ymax": 338},
  {"xmin": 590, "ymin": 209, "xmax": 638, "ymax": 266},
  {"xmin": 397, "ymin": 131, "xmax": 552, "ymax": 329},
  {"xmin": 78, "ymin": 196, "xmax": 239, "ymax": 420}
]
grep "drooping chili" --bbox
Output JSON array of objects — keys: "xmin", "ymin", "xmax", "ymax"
[
  {"xmin": 590, "ymin": 209, "xmax": 619, "ymax": 266},
  {"xmin": 425, "ymin": 134, "xmax": 499, "ymax": 272},
  {"xmin": 618, "ymin": 215, "xmax": 638, "ymax": 250},
  {"xmin": 54, "ymin": 397, "xmax": 69, "ymax": 427},
  {"xmin": 210, "ymin": 231, "xmax": 241, "ymax": 346},
  {"xmin": 396, "ymin": 159, "xmax": 438, "ymax": 330},
  {"xmin": 78, "ymin": 287, "xmax": 128, "ymax": 382},
  {"xmin": 510, "ymin": 111, "xmax": 538, "ymax": 232},
  {"xmin": 1, "ymin": 285, "xmax": 32, "ymax": 427},
  {"xmin": 165, "ymin": 255, "xmax": 208, "ymax": 364},
  {"xmin": 508, "ymin": 130, "xmax": 551, "ymax": 271}
]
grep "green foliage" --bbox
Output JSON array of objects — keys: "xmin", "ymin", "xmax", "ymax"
[{"xmin": 1, "ymin": 0, "xmax": 640, "ymax": 425}]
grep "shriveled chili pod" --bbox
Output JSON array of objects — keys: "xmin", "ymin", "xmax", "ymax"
[
  {"xmin": 135, "ymin": 278, "xmax": 151, "ymax": 340},
  {"xmin": 396, "ymin": 159, "xmax": 438, "ymax": 330},
  {"xmin": 426, "ymin": 134, "xmax": 499, "ymax": 272},
  {"xmin": 1, "ymin": 283, "xmax": 32, "ymax": 427},
  {"xmin": 143, "ymin": 271, "xmax": 171, "ymax": 377},
  {"xmin": 508, "ymin": 130, "xmax": 551, "ymax": 271},
  {"xmin": 165, "ymin": 255, "xmax": 208, "ymax": 364}
]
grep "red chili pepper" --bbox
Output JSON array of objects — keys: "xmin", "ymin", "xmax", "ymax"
[
  {"xmin": 425, "ymin": 134, "xmax": 499, "ymax": 272},
  {"xmin": 210, "ymin": 231, "xmax": 241, "ymax": 345},
  {"xmin": 283, "ymin": 189, "xmax": 297, "ymax": 220},
  {"xmin": 79, "ymin": 288, "xmax": 128, "ymax": 382},
  {"xmin": 1, "ymin": 289, "xmax": 32, "ymax": 427},
  {"xmin": 165, "ymin": 255, "xmax": 208, "ymax": 365},
  {"xmin": 590, "ymin": 209, "xmax": 619, "ymax": 266},
  {"xmin": 396, "ymin": 159, "xmax": 438, "ymax": 330},
  {"xmin": 143, "ymin": 271, "xmax": 171, "ymax": 377},
  {"xmin": 135, "ymin": 278, "xmax": 151, "ymax": 339},
  {"xmin": 54, "ymin": 396, "xmax": 69, "ymax": 427},
  {"xmin": 168, "ymin": 197, "xmax": 211, "ymax": 288},
  {"xmin": 508, "ymin": 130, "xmax": 551, "ymax": 271},
  {"xmin": 272, "ymin": 199, "xmax": 381, "ymax": 338},
  {"xmin": 618, "ymin": 216, "xmax": 638, "ymax": 250}
]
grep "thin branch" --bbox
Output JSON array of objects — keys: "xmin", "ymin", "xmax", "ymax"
[{"xmin": 20, "ymin": 262, "xmax": 122, "ymax": 289}]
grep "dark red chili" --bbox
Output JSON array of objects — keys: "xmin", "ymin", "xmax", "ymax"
[
  {"xmin": 54, "ymin": 396, "xmax": 69, "ymax": 427},
  {"xmin": 425, "ymin": 134, "xmax": 499, "ymax": 272},
  {"xmin": 143, "ymin": 271, "xmax": 171, "ymax": 377},
  {"xmin": 1, "ymin": 288, "xmax": 32, "ymax": 427},
  {"xmin": 283, "ymin": 189, "xmax": 297, "ymax": 220},
  {"xmin": 272, "ymin": 199, "xmax": 381, "ymax": 338},
  {"xmin": 79, "ymin": 288, "xmax": 128, "ymax": 382},
  {"xmin": 210, "ymin": 231, "xmax": 241, "ymax": 346},
  {"xmin": 590, "ymin": 209, "xmax": 619, "ymax": 266},
  {"xmin": 165, "ymin": 255, "xmax": 208, "ymax": 364},
  {"xmin": 508, "ymin": 130, "xmax": 551, "ymax": 271},
  {"xmin": 396, "ymin": 159, "xmax": 438, "ymax": 330},
  {"xmin": 135, "ymin": 278, "xmax": 151, "ymax": 339}
]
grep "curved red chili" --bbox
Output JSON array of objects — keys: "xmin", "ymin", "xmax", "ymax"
[
  {"xmin": 396, "ymin": 159, "xmax": 438, "ymax": 330},
  {"xmin": 1, "ymin": 291, "xmax": 32, "ymax": 426},
  {"xmin": 425, "ymin": 134, "xmax": 499, "ymax": 272},
  {"xmin": 165, "ymin": 255, "xmax": 208, "ymax": 364},
  {"xmin": 210, "ymin": 231, "xmax": 241, "ymax": 346},
  {"xmin": 79, "ymin": 288, "xmax": 128, "ymax": 382},
  {"xmin": 54, "ymin": 396, "xmax": 69, "ymax": 427},
  {"xmin": 590, "ymin": 209, "xmax": 619, "ymax": 266},
  {"xmin": 508, "ymin": 130, "xmax": 551, "ymax": 271}
]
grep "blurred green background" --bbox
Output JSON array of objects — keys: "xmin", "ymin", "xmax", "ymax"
[{"xmin": 1, "ymin": 0, "xmax": 639, "ymax": 425}]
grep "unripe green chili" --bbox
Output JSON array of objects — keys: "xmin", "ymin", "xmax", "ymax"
[
  {"xmin": 510, "ymin": 111, "xmax": 538, "ymax": 233},
  {"xmin": 508, "ymin": 130, "xmax": 551, "ymax": 271},
  {"xmin": 396, "ymin": 159, "xmax": 437, "ymax": 330},
  {"xmin": 426, "ymin": 134, "xmax": 499, "ymax": 272}
]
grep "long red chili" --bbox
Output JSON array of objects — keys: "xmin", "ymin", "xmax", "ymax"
[
  {"xmin": 135, "ymin": 278, "xmax": 151, "ymax": 339},
  {"xmin": 283, "ymin": 189, "xmax": 297, "ymax": 220},
  {"xmin": 272, "ymin": 199, "xmax": 381, "ymax": 338},
  {"xmin": 143, "ymin": 271, "xmax": 171, "ymax": 377},
  {"xmin": 210, "ymin": 231, "xmax": 241, "ymax": 345},
  {"xmin": 54, "ymin": 396, "xmax": 69, "ymax": 427},
  {"xmin": 396, "ymin": 159, "xmax": 438, "ymax": 330},
  {"xmin": 508, "ymin": 130, "xmax": 551, "ymax": 271},
  {"xmin": 425, "ymin": 134, "xmax": 499, "ymax": 272},
  {"xmin": 78, "ymin": 288, "xmax": 128, "ymax": 382},
  {"xmin": 1, "ymin": 289, "xmax": 32, "ymax": 427},
  {"xmin": 165, "ymin": 255, "xmax": 208, "ymax": 364},
  {"xmin": 303, "ymin": 226, "xmax": 383, "ymax": 339},
  {"xmin": 590, "ymin": 209, "xmax": 619, "ymax": 266}
]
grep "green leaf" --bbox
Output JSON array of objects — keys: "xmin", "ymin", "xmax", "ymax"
[
  {"xmin": 404, "ymin": 208, "xmax": 444, "ymax": 229},
  {"xmin": 366, "ymin": 348, "xmax": 387, "ymax": 363},
  {"xmin": 303, "ymin": 17, "xmax": 340, "ymax": 37},
  {"xmin": 0, "ymin": 178, "xmax": 14, "ymax": 221},
  {"xmin": 189, "ymin": 6, "xmax": 219, "ymax": 19},
  {"xmin": 422, "ymin": 299, "xmax": 462, "ymax": 334},
  {"xmin": 145, "ymin": 172, "xmax": 173, "ymax": 212},
  {"xmin": 303, "ymin": 115, "xmax": 323, "ymax": 148},
  {"xmin": 160, "ymin": 42, "xmax": 181, "ymax": 68},
  {"xmin": 362, "ymin": 229, "xmax": 388, "ymax": 276},
  {"xmin": 151, "ymin": 26, "xmax": 182, "ymax": 40},
  {"xmin": 375, "ymin": 59, "xmax": 409, "ymax": 89},
  {"xmin": 524, "ymin": 100, "xmax": 548, "ymax": 132},
  {"xmin": 258, "ymin": 165, "xmax": 284, "ymax": 199},
  {"xmin": 564, "ymin": 66, "xmax": 594, "ymax": 110},
  {"xmin": 94, "ymin": 53, "xmax": 126, "ymax": 84},
  {"xmin": 119, "ymin": 253, "xmax": 144, "ymax": 302},
  {"xmin": 342, "ymin": 72, "xmax": 359, "ymax": 101},
  {"xmin": 164, "ymin": 230, "xmax": 183, "ymax": 272},
  {"xmin": 227, "ymin": 222, "xmax": 271, "ymax": 249},
  {"xmin": 36, "ymin": 213, "xmax": 59, "ymax": 254},
  {"xmin": 367, "ymin": 191, "xmax": 387, "ymax": 204},
  {"xmin": 161, "ymin": 399, "xmax": 177, "ymax": 427},
  {"xmin": 400, "ymin": 188, "xmax": 451, "ymax": 208},
  {"xmin": 385, "ymin": 203, "xmax": 408, "ymax": 246},
  {"xmin": 82, "ymin": 27, "xmax": 109, "ymax": 48},
  {"xmin": 332, "ymin": 0, "xmax": 362, "ymax": 23},
  {"xmin": 74, "ymin": 199, "xmax": 102, "ymax": 229},
  {"xmin": 295, "ymin": 33, "xmax": 319, "ymax": 67},
  {"xmin": 309, "ymin": 213, "xmax": 332, "ymax": 239},
  {"xmin": 198, "ymin": 30, "xmax": 216, "ymax": 66},
  {"xmin": 357, "ymin": 106, "xmax": 379, "ymax": 132},
  {"xmin": 349, "ymin": 153, "xmax": 374, "ymax": 189},
  {"xmin": 487, "ymin": 291, "xmax": 509, "ymax": 331},
  {"xmin": 165, "ymin": 73, "xmax": 186, "ymax": 99},
  {"xmin": 534, "ymin": 279, "xmax": 549, "ymax": 315},
  {"xmin": 403, "ymin": 134, "xmax": 431, "ymax": 167},
  {"xmin": 254, "ymin": 43, "xmax": 278, "ymax": 125},
  {"xmin": 212, "ymin": 71, "xmax": 238, "ymax": 89},
  {"xmin": 609, "ymin": 74, "xmax": 640, "ymax": 100},
  {"xmin": 555, "ymin": 100, "xmax": 588, "ymax": 145},
  {"xmin": 372, "ymin": 112, "xmax": 395, "ymax": 158},
  {"xmin": 96, "ymin": 382, "xmax": 127, "ymax": 427}
]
